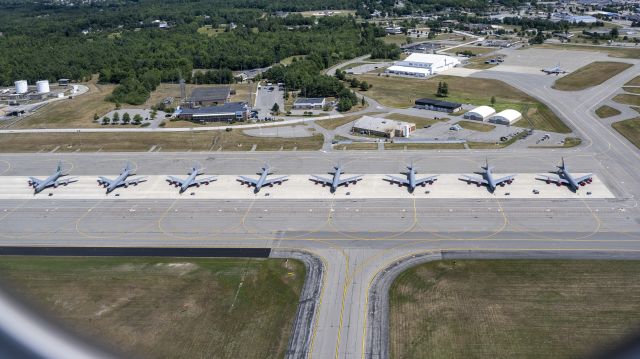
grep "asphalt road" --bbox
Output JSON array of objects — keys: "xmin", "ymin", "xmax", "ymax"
[{"xmin": 0, "ymin": 52, "xmax": 639, "ymax": 359}]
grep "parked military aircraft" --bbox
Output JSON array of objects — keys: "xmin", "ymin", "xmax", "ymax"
[
  {"xmin": 541, "ymin": 64, "xmax": 567, "ymax": 75},
  {"xmin": 384, "ymin": 162, "xmax": 437, "ymax": 193},
  {"xmin": 97, "ymin": 162, "xmax": 147, "ymax": 194},
  {"xmin": 166, "ymin": 164, "xmax": 217, "ymax": 194},
  {"xmin": 459, "ymin": 159, "xmax": 515, "ymax": 192},
  {"xmin": 536, "ymin": 158, "xmax": 592, "ymax": 192},
  {"xmin": 309, "ymin": 164, "xmax": 362, "ymax": 193},
  {"xmin": 28, "ymin": 161, "xmax": 77, "ymax": 194},
  {"xmin": 238, "ymin": 164, "xmax": 288, "ymax": 193}
]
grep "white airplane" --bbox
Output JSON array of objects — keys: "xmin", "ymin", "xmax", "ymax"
[
  {"xmin": 541, "ymin": 64, "xmax": 567, "ymax": 75},
  {"xmin": 237, "ymin": 164, "xmax": 288, "ymax": 194},
  {"xmin": 536, "ymin": 158, "xmax": 593, "ymax": 192},
  {"xmin": 309, "ymin": 164, "xmax": 362, "ymax": 193},
  {"xmin": 97, "ymin": 162, "xmax": 146, "ymax": 194},
  {"xmin": 166, "ymin": 164, "xmax": 217, "ymax": 194},
  {"xmin": 28, "ymin": 161, "xmax": 77, "ymax": 194},
  {"xmin": 385, "ymin": 162, "xmax": 438, "ymax": 193},
  {"xmin": 459, "ymin": 159, "xmax": 515, "ymax": 193}
]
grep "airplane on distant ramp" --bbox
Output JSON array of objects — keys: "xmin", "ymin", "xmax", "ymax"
[
  {"xmin": 541, "ymin": 64, "xmax": 567, "ymax": 75},
  {"xmin": 28, "ymin": 161, "xmax": 77, "ymax": 194},
  {"xmin": 536, "ymin": 158, "xmax": 592, "ymax": 192},
  {"xmin": 459, "ymin": 159, "xmax": 515, "ymax": 193},
  {"xmin": 166, "ymin": 164, "xmax": 217, "ymax": 194},
  {"xmin": 97, "ymin": 162, "xmax": 147, "ymax": 194},
  {"xmin": 384, "ymin": 162, "xmax": 438, "ymax": 193},
  {"xmin": 238, "ymin": 164, "xmax": 288, "ymax": 194},
  {"xmin": 309, "ymin": 164, "xmax": 362, "ymax": 193}
]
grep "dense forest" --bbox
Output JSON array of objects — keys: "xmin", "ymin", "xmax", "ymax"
[{"xmin": 0, "ymin": 0, "xmax": 527, "ymax": 107}]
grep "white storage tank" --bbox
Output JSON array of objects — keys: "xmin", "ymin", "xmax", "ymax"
[
  {"xmin": 14, "ymin": 80, "xmax": 28, "ymax": 94},
  {"xmin": 36, "ymin": 80, "xmax": 50, "ymax": 94}
]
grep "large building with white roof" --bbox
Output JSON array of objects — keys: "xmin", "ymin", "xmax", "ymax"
[
  {"xmin": 489, "ymin": 109, "xmax": 522, "ymax": 125},
  {"xmin": 351, "ymin": 116, "xmax": 415, "ymax": 138},
  {"xmin": 464, "ymin": 106, "xmax": 496, "ymax": 121},
  {"xmin": 385, "ymin": 53, "xmax": 460, "ymax": 77}
]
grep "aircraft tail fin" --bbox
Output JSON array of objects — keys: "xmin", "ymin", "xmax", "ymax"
[{"xmin": 56, "ymin": 161, "xmax": 62, "ymax": 173}]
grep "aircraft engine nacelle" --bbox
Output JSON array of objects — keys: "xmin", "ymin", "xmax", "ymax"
[
  {"xmin": 124, "ymin": 184, "xmax": 128, "ymax": 188},
  {"xmin": 422, "ymin": 183, "xmax": 427, "ymax": 187},
  {"xmin": 476, "ymin": 183, "xmax": 481, "ymax": 187},
  {"xmin": 546, "ymin": 180, "xmax": 550, "ymax": 184},
  {"xmin": 133, "ymin": 183, "xmax": 138, "ymax": 186},
  {"xmin": 196, "ymin": 184, "xmax": 200, "ymax": 188},
  {"xmin": 205, "ymin": 182, "xmax": 210, "ymax": 185},
  {"xmin": 556, "ymin": 183, "xmax": 561, "ymax": 187},
  {"xmin": 53, "ymin": 184, "xmax": 58, "ymax": 188},
  {"xmin": 507, "ymin": 180, "xmax": 513, "ymax": 184},
  {"xmin": 27, "ymin": 180, "xmax": 33, "ymax": 186},
  {"xmin": 500, "ymin": 183, "xmax": 505, "ymax": 187},
  {"xmin": 580, "ymin": 183, "xmax": 585, "ymax": 186}
]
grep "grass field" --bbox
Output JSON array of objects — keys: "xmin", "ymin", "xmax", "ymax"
[
  {"xmin": 384, "ymin": 142, "xmax": 466, "ymax": 150},
  {"xmin": 356, "ymin": 74, "xmax": 570, "ymax": 133},
  {"xmin": 279, "ymin": 55, "xmax": 306, "ymax": 65},
  {"xmin": 315, "ymin": 115, "xmax": 361, "ymax": 130},
  {"xmin": 383, "ymin": 34, "xmax": 410, "ymax": 46},
  {"xmin": 595, "ymin": 105, "xmax": 622, "ymax": 118},
  {"xmin": 612, "ymin": 117, "xmax": 640, "ymax": 149},
  {"xmin": 0, "ymin": 256, "xmax": 304, "ymax": 359},
  {"xmin": 552, "ymin": 62, "xmax": 633, "ymax": 91},
  {"xmin": 626, "ymin": 76, "xmax": 640, "ymax": 86},
  {"xmin": 390, "ymin": 260, "xmax": 640, "ymax": 359},
  {"xmin": 613, "ymin": 94, "xmax": 640, "ymax": 106},
  {"xmin": 384, "ymin": 113, "xmax": 443, "ymax": 128},
  {"xmin": 444, "ymin": 46, "xmax": 495, "ymax": 56},
  {"xmin": 455, "ymin": 120, "xmax": 495, "ymax": 132},
  {"xmin": 0, "ymin": 130, "xmax": 324, "ymax": 152},
  {"xmin": 623, "ymin": 87, "xmax": 640, "ymax": 94},
  {"xmin": 336, "ymin": 142, "xmax": 378, "ymax": 150},
  {"xmin": 533, "ymin": 43, "xmax": 640, "ymax": 59},
  {"xmin": 18, "ymin": 79, "xmax": 116, "ymax": 129}
]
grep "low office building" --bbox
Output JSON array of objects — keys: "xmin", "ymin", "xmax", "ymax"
[
  {"xmin": 186, "ymin": 86, "xmax": 231, "ymax": 107},
  {"xmin": 386, "ymin": 53, "xmax": 460, "ymax": 77},
  {"xmin": 464, "ymin": 105, "xmax": 496, "ymax": 121},
  {"xmin": 351, "ymin": 115, "xmax": 415, "ymax": 138},
  {"xmin": 415, "ymin": 98, "xmax": 462, "ymax": 113},
  {"xmin": 293, "ymin": 97, "xmax": 326, "ymax": 110},
  {"xmin": 176, "ymin": 102, "xmax": 249, "ymax": 123},
  {"xmin": 489, "ymin": 109, "xmax": 522, "ymax": 125}
]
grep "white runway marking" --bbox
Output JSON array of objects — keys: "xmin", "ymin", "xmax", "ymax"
[{"xmin": 0, "ymin": 174, "xmax": 614, "ymax": 200}]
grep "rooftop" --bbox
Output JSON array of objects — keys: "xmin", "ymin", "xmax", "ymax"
[
  {"xmin": 294, "ymin": 97, "xmax": 325, "ymax": 104},
  {"xmin": 415, "ymin": 98, "xmax": 462, "ymax": 109},
  {"xmin": 179, "ymin": 102, "xmax": 247, "ymax": 116},
  {"xmin": 402, "ymin": 53, "xmax": 460, "ymax": 64},
  {"xmin": 352, "ymin": 115, "xmax": 414, "ymax": 133},
  {"xmin": 189, "ymin": 86, "xmax": 231, "ymax": 102}
]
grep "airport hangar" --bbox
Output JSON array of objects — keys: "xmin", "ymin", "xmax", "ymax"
[{"xmin": 386, "ymin": 53, "xmax": 460, "ymax": 77}]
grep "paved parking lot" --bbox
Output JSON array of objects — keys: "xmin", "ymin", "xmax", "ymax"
[{"xmin": 254, "ymin": 84, "xmax": 284, "ymax": 119}]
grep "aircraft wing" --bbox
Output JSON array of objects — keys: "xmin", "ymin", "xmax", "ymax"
[
  {"xmin": 125, "ymin": 177, "xmax": 147, "ymax": 186},
  {"xmin": 166, "ymin": 175, "xmax": 186, "ymax": 186},
  {"xmin": 193, "ymin": 176, "xmax": 217, "ymax": 185},
  {"xmin": 97, "ymin": 176, "xmax": 114, "ymax": 186},
  {"xmin": 310, "ymin": 175, "xmax": 333, "ymax": 185},
  {"xmin": 414, "ymin": 175, "xmax": 438, "ymax": 186},
  {"xmin": 263, "ymin": 176, "xmax": 288, "ymax": 185},
  {"xmin": 385, "ymin": 175, "xmax": 409, "ymax": 185},
  {"xmin": 494, "ymin": 174, "xmax": 515, "ymax": 185},
  {"xmin": 574, "ymin": 174, "xmax": 593, "ymax": 184},
  {"xmin": 237, "ymin": 176, "xmax": 260, "ymax": 186},
  {"xmin": 55, "ymin": 177, "xmax": 78, "ymax": 186},
  {"xmin": 536, "ymin": 174, "xmax": 568, "ymax": 185},
  {"xmin": 459, "ymin": 174, "xmax": 488, "ymax": 185},
  {"xmin": 28, "ymin": 177, "xmax": 43, "ymax": 186},
  {"xmin": 337, "ymin": 175, "xmax": 362, "ymax": 185}
]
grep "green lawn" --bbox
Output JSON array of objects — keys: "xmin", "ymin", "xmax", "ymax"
[
  {"xmin": 612, "ymin": 117, "xmax": 640, "ymax": 149},
  {"xmin": 623, "ymin": 87, "xmax": 640, "ymax": 95},
  {"xmin": 383, "ymin": 34, "xmax": 410, "ymax": 46},
  {"xmin": 626, "ymin": 76, "xmax": 640, "ymax": 86},
  {"xmin": 0, "ymin": 256, "xmax": 305, "ymax": 359},
  {"xmin": 390, "ymin": 260, "xmax": 640, "ymax": 359},
  {"xmin": 552, "ymin": 62, "xmax": 633, "ymax": 91},
  {"xmin": 385, "ymin": 142, "xmax": 466, "ymax": 150},
  {"xmin": 444, "ymin": 46, "xmax": 496, "ymax": 56},
  {"xmin": 356, "ymin": 74, "xmax": 570, "ymax": 133},
  {"xmin": 336, "ymin": 142, "xmax": 378, "ymax": 150},
  {"xmin": 455, "ymin": 120, "xmax": 495, "ymax": 132},
  {"xmin": 595, "ymin": 105, "xmax": 622, "ymax": 118},
  {"xmin": 613, "ymin": 94, "xmax": 640, "ymax": 107}
]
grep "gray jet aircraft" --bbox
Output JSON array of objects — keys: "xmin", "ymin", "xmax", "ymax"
[
  {"xmin": 459, "ymin": 159, "xmax": 515, "ymax": 193},
  {"xmin": 97, "ymin": 162, "xmax": 147, "ymax": 194},
  {"xmin": 166, "ymin": 164, "xmax": 217, "ymax": 194},
  {"xmin": 385, "ymin": 162, "xmax": 438, "ymax": 193},
  {"xmin": 28, "ymin": 161, "xmax": 77, "ymax": 194},
  {"xmin": 536, "ymin": 158, "xmax": 592, "ymax": 192},
  {"xmin": 237, "ymin": 164, "xmax": 288, "ymax": 194},
  {"xmin": 309, "ymin": 164, "xmax": 362, "ymax": 193},
  {"xmin": 541, "ymin": 64, "xmax": 567, "ymax": 75}
]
